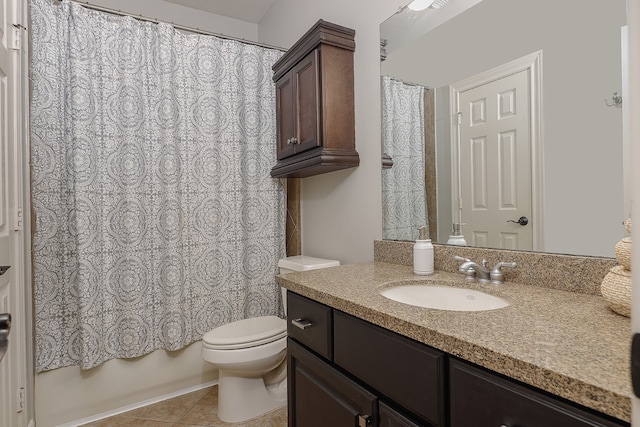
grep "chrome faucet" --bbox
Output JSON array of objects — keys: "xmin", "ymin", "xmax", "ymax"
[{"xmin": 454, "ymin": 256, "xmax": 516, "ymax": 285}]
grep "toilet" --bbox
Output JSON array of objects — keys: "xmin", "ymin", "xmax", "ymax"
[{"xmin": 201, "ymin": 255, "xmax": 340, "ymax": 423}]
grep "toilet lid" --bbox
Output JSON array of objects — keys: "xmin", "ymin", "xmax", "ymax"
[{"xmin": 202, "ymin": 315, "xmax": 287, "ymax": 349}]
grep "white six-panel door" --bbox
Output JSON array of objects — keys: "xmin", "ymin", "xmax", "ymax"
[
  {"xmin": 458, "ymin": 69, "xmax": 532, "ymax": 250},
  {"xmin": 451, "ymin": 51, "xmax": 542, "ymax": 252}
]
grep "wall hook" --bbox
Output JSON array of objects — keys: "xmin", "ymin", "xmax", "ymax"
[{"xmin": 604, "ymin": 92, "xmax": 622, "ymax": 108}]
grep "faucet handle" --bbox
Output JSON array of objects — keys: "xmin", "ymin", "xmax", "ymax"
[
  {"xmin": 490, "ymin": 262, "xmax": 517, "ymax": 284},
  {"xmin": 453, "ymin": 256, "xmax": 476, "ymax": 280}
]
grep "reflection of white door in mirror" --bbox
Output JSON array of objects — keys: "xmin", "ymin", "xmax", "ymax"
[
  {"xmin": 380, "ymin": 0, "xmax": 626, "ymax": 257},
  {"xmin": 451, "ymin": 52, "xmax": 542, "ymax": 251}
]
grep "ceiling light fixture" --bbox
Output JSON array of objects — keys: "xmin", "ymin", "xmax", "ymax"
[{"xmin": 407, "ymin": 0, "xmax": 435, "ymax": 11}]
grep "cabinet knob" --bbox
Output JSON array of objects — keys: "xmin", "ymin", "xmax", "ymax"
[
  {"xmin": 287, "ymin": 138, "xmax": 292, "ymax": 144},
  {"xmin": 291, "ymin": 137, "xmax": 298, "ymax": 144},
  {"xmin": 357, "ymin": 414, "xmax": 371, "ymax": 427}
]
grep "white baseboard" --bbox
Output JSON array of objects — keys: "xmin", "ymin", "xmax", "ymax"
[{"xmin": 56, "ymin": 380, "xmax": 219, "ymax": 427}]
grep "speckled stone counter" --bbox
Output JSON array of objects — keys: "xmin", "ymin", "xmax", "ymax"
[{"xmin": 276, "ymin": 261, "xmax": 632, "ymax": 422}]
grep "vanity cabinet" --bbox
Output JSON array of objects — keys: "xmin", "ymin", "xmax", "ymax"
[
  {"xmin": 333, "ymin": 311, "xmax": 446, "ymax": 425},
  {"xmin": 286, "ymin": 291, "xmax": 629, "ymax": 427},
  {"xmin": 270, "ymin": 20, "xmax": 359, "ymax": 178},
  {"xmin": 288, "ymin": 339, "xmax": 377, "ymax": 427},
  {"xmin": 287, "ymin": 292, "xmax": 441, "ymax": 427},
  {"xmin": 449, "ymin": 359, "xmax": 624, "ymax": 427}
]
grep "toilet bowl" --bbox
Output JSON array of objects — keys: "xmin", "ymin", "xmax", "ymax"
[
  {"xmin": 202, "ymin": 315, "xmax": 288, "ymax": 423},
  {"xmin": 201, "ymin": 255, "xmax": 340, "ymax": 423}
]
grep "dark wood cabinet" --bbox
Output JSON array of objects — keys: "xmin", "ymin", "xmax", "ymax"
[
  {"xmin": 275, "ymin": 50, "xmax": 320, "ymax": 161},
  {"xmin": 379, "ymin": 402, "xmax": 423, "ymax": 427},
  {"xmin": 287, "ymin": 291, "xmax": 333, "ymax": 360},
  {"xmin": 288, "ymin": 339, "xmax": 377, "ymax": 427},
  {"xmin": 271, "ymin": 20, "xmax": 359, "ymax": 178},
  {"xmin": 287, "ymin": 292, "xmax": 439, "ymax": 427},
  {"xmin": 449, "ymin": 358, "xmax": 625, "ymax": 427},
  {"xmin": 286, "ymin": 291, "xmax": 628, "ymax": 427},
  {"xmin": 334, "ymin": 311, "xmax": 445, "ymax": 426}
]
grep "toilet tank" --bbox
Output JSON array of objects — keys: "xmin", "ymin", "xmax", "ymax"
[
  {"xmin": 278, "ymin": 255, "xmax": 340, "ymax": 274},
  {"xmin": 278, "ymin": 256, "xmax": 340, "ymax": 316}
]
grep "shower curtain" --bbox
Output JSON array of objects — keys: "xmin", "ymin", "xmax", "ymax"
[
  {"xmin": 30, "ymin": 0, "xmax": 285, "ymax": 371},
  {"xmin": 381, "ymin": 76, "xmax": 428, "ymax": 241}
]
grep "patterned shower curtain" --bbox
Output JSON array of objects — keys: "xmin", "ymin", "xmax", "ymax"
[
  {"xmin": 381, "ymin": 76, "xmax": 428, "ymax": 241},
  {"xmin": 30, "ymin": 0, "xmax": 285, "ymax": 371}
]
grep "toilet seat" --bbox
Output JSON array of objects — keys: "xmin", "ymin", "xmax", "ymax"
[{"xmin": 202, "ymin": 315, "xmax": 287, "ymax": 350}]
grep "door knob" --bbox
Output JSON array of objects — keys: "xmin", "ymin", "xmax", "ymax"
[{"xmin": 507, "ymin": 216, "xmax": 528, "ymax": 226}]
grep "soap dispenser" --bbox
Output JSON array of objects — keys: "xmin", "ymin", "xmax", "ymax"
[
  {"xmin": 447, "ymin": 223, "xmax": 467, "ymax": 246},
  {"xmin": 413, "ymin": 226, "xmax": 434, "ymax": 275}
]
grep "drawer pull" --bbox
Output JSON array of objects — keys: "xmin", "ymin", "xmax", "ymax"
[
  {"xmin": 291, "ymin": 318, "xmax": 312, "ymax": 330},
  {"xmin": 358, "ymin": 414, "xmax": 371, "ymax": 426}
]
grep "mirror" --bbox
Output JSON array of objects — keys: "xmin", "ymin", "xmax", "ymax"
[{"xmin": 381, "ymin": 0, "xmax": 628, "ymax": 257}]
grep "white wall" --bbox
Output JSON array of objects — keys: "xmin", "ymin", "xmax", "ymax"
[
  {"xmin": 76, "ymin": 0, "xmax": 260, "ymax": 41},
  {"xmin": 259, "ymin": 0, "xmax": 405, "ymax": 265},
  {"xmin": 32, "ymin": 2, "xmax": 258, "ymax": 425},
  {"xmin": 36, "ymin": 343, "xmax": 216, "ymax": 426},
  {"xmin": 381, "ymin": 0, "xmax": 627, "ymax": 257}
]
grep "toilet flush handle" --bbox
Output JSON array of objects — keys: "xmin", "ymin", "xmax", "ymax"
[{"xmin": 291, "ymin": 318, "xmax": 312, "ymax": 330}]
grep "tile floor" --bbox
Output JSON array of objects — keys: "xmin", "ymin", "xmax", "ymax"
[{"xmin": 80, "ymin": 385, "xmax": 287, "ymax": 427}]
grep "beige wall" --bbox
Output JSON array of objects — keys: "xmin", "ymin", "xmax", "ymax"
[{"xmin": 259, "ymin": 0, "xmax": 405, "ymax": 265}]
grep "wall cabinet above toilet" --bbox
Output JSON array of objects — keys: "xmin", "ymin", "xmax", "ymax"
[{"xmin": 270, "ymin": 20, "xmax": 359, "ymax": 178}]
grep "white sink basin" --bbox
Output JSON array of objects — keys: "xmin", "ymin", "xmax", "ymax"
[{"xmin": 380, "ymin": 284, "xmax": 509, "ymax": 312}]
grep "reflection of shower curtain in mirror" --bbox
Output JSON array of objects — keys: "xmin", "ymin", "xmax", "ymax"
[{"xmin": 381, "ymin": 76, "xmax": 428, "ymax": 241}]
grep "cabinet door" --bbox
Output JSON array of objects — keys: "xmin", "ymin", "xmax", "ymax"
[
  {"xmin": 379, "ymin": 402, "xmax": 424, "ymax": 427},
  {"xmin": 275, "ymin": 71, "xmax": 296, "ymax": 160},
  {"xmin": 334, "ymin": 311, "xmax": 445, "ymax": 426},
  {"xmin": 450, "ymin": 359, "xmax": 627, "ymax": 427},
  {"xmin": 293, "ymin": 49, "xmax": 321, "ymax": 154},
  {"xmin": 288, "ymin": 339, "xmax": 377, "ymax": 427}
]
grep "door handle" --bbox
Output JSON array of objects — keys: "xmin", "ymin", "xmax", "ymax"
[
  {"xmin": 507, "ymin": 216, "xmax": 528, "ymax": 226},
  {"xmin": 0, "ymin": 313, "xmax": 9, "ymax": 363},
  {"xmin": 0, "ymin": 266, "xmax": 10, "ymax": 275},
  {"xmin": 0, "ymin": 313, "xmax": 10, "ymax": 334}
]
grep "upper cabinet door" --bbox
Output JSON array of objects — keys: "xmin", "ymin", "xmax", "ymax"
[
  {"xmin": 275, "ymin": 71, "xmax": 296, "ymax": 160},
  {"xmin": 293, "ymin": 49, "xmax": 320, "ymax": 154}
]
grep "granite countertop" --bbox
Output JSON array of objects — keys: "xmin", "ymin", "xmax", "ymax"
[{"xmin": 276, "ymin": 261, "xmax": 632, "ymax": 422}]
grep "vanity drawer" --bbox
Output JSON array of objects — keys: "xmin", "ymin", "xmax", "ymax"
[
  {"xmin": 333, "ymin": 311, "xmax": 445, "ymax": 426},
  {"xmin": 449, "ymin": 359, "xmax": 627, "ymax": 427},
  {"xmin": 287, "ymin": 292, "xmax": 333, "ymax": 360}
]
